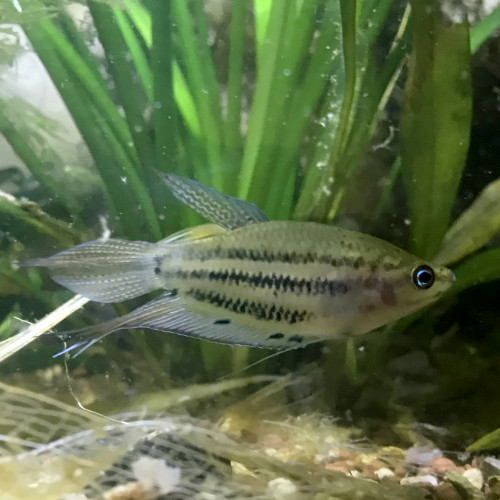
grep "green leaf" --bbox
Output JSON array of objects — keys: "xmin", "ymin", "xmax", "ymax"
[
  {"xmin": 0, "ymin": 191, "xmax": 81, "ymax": 247},
  {"xmin": 90, "ymin": 2, "xmax": 155, "ymax": 172},
  {"xmin": 467, "ymin": 427, "xmax": 500, "ymax": 452},
  {"xmin": 295, "ymin": 0, "xmax": 404, "ymax": 222},
  {"xmin": 148, "ymin": 0, "xmax": 178, "ymax": 173},
  {"xmin": 401, "ymin": 1, "xmax": 472, "ymax": 259},
  {"xmin": 172, "ymin": 0, "xmax": 224, "ymax": 188},
  {"xmin": 449, "ymin": 248, "xmax": 500, "ymax": 295},
  {"xmin": 0, "ymin": 97, "xmax": 77, "ymax": 214},
  {"xmin": 302, "ymin": 0, "xmax": 359, "ymax": 222},
  {"xmin": 470, "ymin": 5, "xmax": 500, "ymax": 53},
  {"xmin": 244, "ymin": 0, "xmax": 322, "ymax": 212},
  {"xmin": 238, "ymin": 0, "xmax": 291, "ymax": 201},
  {"xmin": 35, "ymin": 18, "xmax": 140, "ymax": 171},
  {"xmin": 22, "ymin": 16, "xmax": 161, "ymax": 240},
  {"xmin": 253, "ymin": 0, "xmax": 273, "ymax": 69},
  {"xmin": 224, "ymin": 0, "xmax": 248, "ymax": 152},
  {"xmin": 114, "ymin": 9, "xmax": 154, "ymax": 103},
  {"xmin": 120, "ymin": 0, "xmax": 201, "ymax": 138},
  {"xmin": 434, "ymin": 177, "xmax": 500, "ymax": 265}
]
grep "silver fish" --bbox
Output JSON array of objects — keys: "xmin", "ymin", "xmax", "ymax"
[{"xmin": 23, "ymin": 174, "xmax": 455, "ymax": 354}]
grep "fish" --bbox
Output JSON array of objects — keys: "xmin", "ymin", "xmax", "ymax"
[{"xmin": 22, "ymin": 173, "xmax": 456, "ymax": 355}]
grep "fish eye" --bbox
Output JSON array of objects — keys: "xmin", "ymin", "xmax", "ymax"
[{"xmin": 411, "ymin": 265, "xmax": 435, "ymax": 290}]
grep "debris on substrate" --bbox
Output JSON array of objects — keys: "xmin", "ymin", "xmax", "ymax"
[{"xmin": 1, "ymin": 371, "xmax": 499, "ymax": 500}]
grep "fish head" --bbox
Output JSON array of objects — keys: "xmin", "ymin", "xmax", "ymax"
[
  {"xmin": 348, "ymin": 258, "xmax": 455, "ymax": 336},
  {"xmin": 396, "ymin": 260, "xmax": 456, "ymax": 310}
]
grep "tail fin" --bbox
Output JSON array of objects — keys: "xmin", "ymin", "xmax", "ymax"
[{"xmin": 22, "ymin": 238, "xmax": 163, "ymax": 303}]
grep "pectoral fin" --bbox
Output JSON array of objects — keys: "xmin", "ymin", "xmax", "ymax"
[{"xmin": 159, "ymin": 172, "xmax": 268, "ymax": 230}]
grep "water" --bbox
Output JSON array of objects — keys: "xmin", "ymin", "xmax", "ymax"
[{"xmin": 0, "ymin": 1, "xmax": 499, "ymax": 498}]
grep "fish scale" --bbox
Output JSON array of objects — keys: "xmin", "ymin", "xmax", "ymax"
[{"xmin": 22, "ymin": 174, "xmax": 455, "ymax": 355}]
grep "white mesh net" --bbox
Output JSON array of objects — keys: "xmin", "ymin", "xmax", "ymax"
[{"xmin": 0, "ymin": 378, "xmax": 428, "ymax": 500}]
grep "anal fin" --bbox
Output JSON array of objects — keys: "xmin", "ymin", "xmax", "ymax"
[{"xmin": 58, "ymin": 293, "xmax": 317, "ymax": 356}]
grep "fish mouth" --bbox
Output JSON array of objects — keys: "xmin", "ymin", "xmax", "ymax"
[
  {"xmin": 439, "ymin": 268, "xmax": 456, "ymax": 293},
  {"xmin": 436, "ymin": 267, "xmax": 456, "ymax": 284},
  {"xmin": 449, "ymin": 270, "xmax": 457, "ymax": 283}
]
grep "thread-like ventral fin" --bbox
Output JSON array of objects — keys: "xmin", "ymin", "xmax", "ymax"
[
  {"xmin": 159, "ymin": 172, "xmax": 268, "ymax": 230},
  {"xmin": 22, "ymin": 239, "xmax": 162, "ymax": 303}
]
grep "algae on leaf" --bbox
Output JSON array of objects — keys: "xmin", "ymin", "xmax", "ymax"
[
  {"xmin": 435, "ymin": 177, "xmax": 500, "ymax": 266},
  {"xmin": 401, "ymin": 0, "xmax": 472, "ymax": 260}
]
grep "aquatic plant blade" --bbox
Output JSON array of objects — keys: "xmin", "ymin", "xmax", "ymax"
[
  {"xmin": 171, "ymin": 0, "xmax": 224, "ymax": 188},
  {"xmin": 0, "ymin": 97, "xmax": 83, "ymax": 215},
  {"xmin": 89, "ymin": 2, "xmax": 156, "ymax": 174},
  {"xmin": 401, "ymin": 2, "xmax": 472, "ymax": 259},
  {"xmin": 253, "ymin": 0, "xmax": 272, "ymax": 69},
  {"xmin": 238, "ymin": 0, "xmax": 290, "ymax": 200},
  {"xmin": 0, "ymin": 190, "xmax": 81, "ymax": 247},
  {"xmin": 295, "ymin": 1, "xmax": 405, "ymax": 223},
  {"xmin": 21, "ymin": 18, "xmax": 160, "ymax": 239},
  {"xmin": 470, "ymin": 5, "xmax": 500, "ymax": 53},
  {"xmin": 449, "ymin": 248, "xmax": 500, "ymax": 295},
  {"xmin": 91, "ymin": 375, "xmax": 278, "ymax": 414},
  {"xmin": 467, "ymin": 427, "xmax": 500, "ymax": 452},
  {"xmin": 224, "ymin": 0, "xmax": 247, "ymax": 152},
  {"xmin": 434, "ymin": 177, "xmax": 500, "ymax": 266}
]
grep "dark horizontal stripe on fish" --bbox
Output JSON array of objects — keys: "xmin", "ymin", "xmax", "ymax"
[
  {"xmin": 188, "ymin": 247, "xmax": 400, "ymax": 271},
  {"xmin": 187, "ymin": 288, "xmax": 311, "ymax": 324},
  {"xmin": 169, "ymin": 269, "xmax": 350, "ymax": 296}
]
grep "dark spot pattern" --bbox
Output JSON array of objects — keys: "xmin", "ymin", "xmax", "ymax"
[
  {"xmin": 187, "ymin": 289, "xmax": 311, "ymax": 324},
  {"xmin": 168, "ymin": 269, "xmax": 351, "ymax": 297},
  {"xmin": 186, "ymin": 247, "xmax": 401, "ymax": 271},
  {"xmin": 268, "ymin": 332, "xmax": 284, "ymax": 340}
]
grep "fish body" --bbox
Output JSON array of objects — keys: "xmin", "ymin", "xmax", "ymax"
[{"xmin": 23, "ymin": 174, "xmax": 455, "ymax": 353}]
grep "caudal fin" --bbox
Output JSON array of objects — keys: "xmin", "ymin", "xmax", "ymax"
[{"xmin": 22, "ymin": 238, "xmax": 163, "ymax": 303}]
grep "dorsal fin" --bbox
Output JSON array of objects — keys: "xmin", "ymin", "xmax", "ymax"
[
  {"xmin": 159, "ymin": 173, "xmax": 268, "ymax": 230},
  {"xmin": 159, "ymin": 223, "xmax": 227, "ymax": 244}
]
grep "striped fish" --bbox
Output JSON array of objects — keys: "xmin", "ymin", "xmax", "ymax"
[{"xmin": 23, "ymin": 174, "xmax": 455, "ymax": 355}]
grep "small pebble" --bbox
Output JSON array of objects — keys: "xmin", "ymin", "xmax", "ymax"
[
  {"xmin": 482, "ymin": 457, "xmax": 500, "ymax": 477},
  {"xmin": 488, "ymin": 475, "xmax": 500, "ymax": 496},
  {"xmin": 435, "ymin": 482, "xmax": 464, "ymax": 500},
  {"xmin": 267, "ymin": 478, "xmax": 298, "ymax": 500},
  {"xmin": 431, "ymin": 457, "xmax": 463, "ymax": 475},
  {"xmin": 375, "ymin": 468, "xmax": 395, "ymax": 481},
  {"xmin": 406, "ymin": 446, "xmax": 443, "ymax": 467},
  {"xmin": 463, "ymin": 468, "xmax": 483, "ymax": 490},
  {"xmin": 401, "ymin": 475, "xmax": 438, "ymax": 487},
  {"xmin": 445, "ymin": 470, "xmax": 483, "ymax": 499}
]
